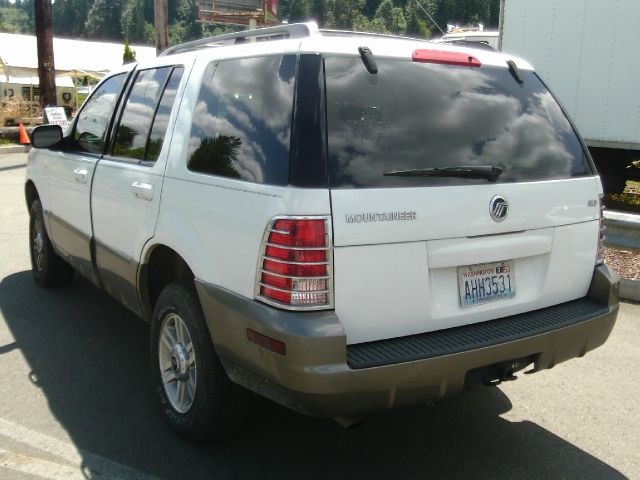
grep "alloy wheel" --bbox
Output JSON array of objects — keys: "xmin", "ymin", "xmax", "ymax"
[{"xmin": 158, "ymin": 313, "xmax": 197, "ymax": 413}]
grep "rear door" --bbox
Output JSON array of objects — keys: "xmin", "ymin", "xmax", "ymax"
[
  {"xmin": 46, "ymin": 72, "xmax": 129, "ymax": 283},
  {"xmin": 324, "ymin": 54, "xmax": 601, "ymax": 344},
  {"xmin": 91, "ymin": 64, "xmax": 187, "ymax": 315}
]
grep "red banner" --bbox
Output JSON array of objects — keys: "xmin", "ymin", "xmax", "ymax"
[{"xmin": 266, "ymin": 0, "xmax": 279, "ymax": 18}]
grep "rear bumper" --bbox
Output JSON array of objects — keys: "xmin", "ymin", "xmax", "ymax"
[{"xmin": 195, "ymin": 264, "xmax": 619, "ymax": 417}]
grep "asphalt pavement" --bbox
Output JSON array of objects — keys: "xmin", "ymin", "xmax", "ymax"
[{"xmin": 1, "ymin": 153, "xmax": 638, "ymax": 480}]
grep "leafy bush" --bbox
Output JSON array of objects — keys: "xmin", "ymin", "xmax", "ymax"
[
  {"xmin": 604, "ymin": 188, "xmax": 640, "ymax": 213},
  {"xmin": 0, "ymin": 99, "xmax": 42, "ymax": 127}
]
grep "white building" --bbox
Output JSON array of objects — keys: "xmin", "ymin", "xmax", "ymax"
[{"xmin": 0, "ymin": 33, "xmax": 156, "ymax": 109}]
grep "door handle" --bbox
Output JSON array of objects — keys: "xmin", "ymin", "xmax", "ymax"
[
  {"xmin": 131, "ymin": 181, "xmax": 154, "ymax": 201},
  {"xmin": 73, "ymin": 168, "xmax": 88, "ymax": 184}
]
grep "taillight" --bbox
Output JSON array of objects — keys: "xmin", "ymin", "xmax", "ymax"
[
  {"xmin": 596, "ymin": 194, "xmax": 606, "ymax": 265},
  {"xmin": 256, "ymin": 216, "xmax": 333, "ymax": 310}
]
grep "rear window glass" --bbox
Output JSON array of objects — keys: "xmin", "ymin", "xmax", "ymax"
[
  {"xmin": 187, "ymin": 55, "xmax": 296, "ymax": 185},
  {"xmin": 325, "ymin": 57, "xmax": 592, "ymax": 188}
]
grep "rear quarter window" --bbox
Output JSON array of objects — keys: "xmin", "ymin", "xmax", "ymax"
[
  {"xmin": 324, "ymin": 56, "xmax": 592, "ymax": 188},
  {"xmin": 187, "ymin": 55, "xmax": 296, "ymax": 185}
]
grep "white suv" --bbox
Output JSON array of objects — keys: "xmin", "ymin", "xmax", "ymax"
[{"xmin": 25, "ymin": 22, "xmax": 620, "ymax": 441}]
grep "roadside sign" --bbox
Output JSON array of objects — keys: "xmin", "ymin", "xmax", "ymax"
[
  {"xmin": 197, "ymin": 0, "xmax": 279, "ymax": 26},
  {"xmin": 44, "ymin": 107, "xmax": 69, "ymax": 128}
]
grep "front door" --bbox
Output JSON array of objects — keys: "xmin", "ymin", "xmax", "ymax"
[{"xmin": 46, "ymin": 72, "xmax": 129, "ymax": 283}]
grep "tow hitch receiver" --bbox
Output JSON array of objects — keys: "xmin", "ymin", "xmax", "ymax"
[{"xmin": 465, "ymin": 355, "xmax": 537, "ymax": 387}]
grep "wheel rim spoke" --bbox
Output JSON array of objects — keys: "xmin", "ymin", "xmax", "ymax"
[
  {"xmin": 176, "ymin": 321, "xmax": 185, "ymax": 344},
  {"xmin": 187, "ymin": 343, "xmax": 195, "ymax": 366},
  {"xmin": 162, "ymin": 365, "xmax": 177, "ymax": 384},
  {"xmin": 187, "ymin": 371, "xmax": 196, "ymax": 400},
  {"xmin": 176, "ymin": 381, "xmax": 183, "ymax": 405},
  {"xmin": 161, "ymin": 328, "xmax": 175, "ymax": 351}
]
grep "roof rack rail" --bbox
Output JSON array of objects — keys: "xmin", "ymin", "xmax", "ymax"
[
  {"xmin": 160, "ymin": 22, "xmax": 318, "ymax": 56},
  {"xmin": 436, "ymin": 39, "xmax": 496, "ymax": 51},
  {"xmin": 319, "ymin": 28, "xmax": 430, "ymax": 44}
]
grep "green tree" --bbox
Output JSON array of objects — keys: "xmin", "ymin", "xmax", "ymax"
[
  {"xmin": 85, "ymin": 0, "xmax": 123, "ymax": 40},
  {"xmin": 53, "ymin": 0, "xmax": 90, "ymax": 37},
  {"xmin": 16, "ymin": 0, "xmax": 34, "ymax": 32},
  {"xmin": 121, "ymin": 0, "xmax": 146, "ymax": 43},
  {"xmin": 0, "ymin": 5, "xmax": 31, "ymax": 33},
  {"xmin": 123, "ymin": 40, "xmax": 136, "ymax": 64},
  {"xmin": 0, "ymin": 0, "xmax": 502, "ymax": 43},
  {"xmin": 287, "ymin": 0, "xmax": 310, "ymax": 23},
  {"xmin": 279, "ymin": 0, "xmax": 290, "ymax": 19},
  {"xmin": 373, "ymin": 0, "xmax": 406, "ymax": 35},
  {"xmin": 325, "ymin": 0, "xmax": 366, "ymax": 30},
  {"xmin": 143, "ymin": 21, "xmax": 156, "ymax": 44},
  {"xmin": 168, "ymin": 0, "xmax": 201, "ymax": 45},
  {"xmin": 0, "ymin": 0, "xmax": 35, "ymax": 33},
  {"xmin": 405, "ymin": 0, "xmax": 431, "ymax": 38},
  {"xmin": 309, "ymin": 0, "xmax": 326, "ymax": 25}
]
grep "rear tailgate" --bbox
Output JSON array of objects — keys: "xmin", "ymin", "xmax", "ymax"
[
  {"xmin": 323, "ymin": 52, "xmax": 601, "ymax": 344},
  {"xmin": 331, "ymin": 180, "xmax": 600, "ymax": 344}
]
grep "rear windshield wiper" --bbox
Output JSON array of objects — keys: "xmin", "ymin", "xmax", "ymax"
[
  {"xmin": 358, "ymin": 46, "xmax": 378, "ymax": 74},
  {"xmin": 507, "ymin": 60, "xmax": 524, "ymax": 84},
  {"xmin": 383, "ymin": 165, "xmax": 503, "ymax": 182}
]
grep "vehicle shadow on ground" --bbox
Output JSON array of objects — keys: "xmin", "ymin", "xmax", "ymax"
[{"xmin": 0, "ymin": 271, "xmax": 626, "ymax": 480}]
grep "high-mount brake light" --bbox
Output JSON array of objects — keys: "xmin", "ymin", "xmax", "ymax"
[
  {"xmin": 596, "ymin": 194, "xmax": 606, "ymax": 265},
  {"xmin": 412, "ymin": 49, "xmax": 481, "ymax": 67},
  {"xmin": 256, "ymin": 217, "xmax": 333, "ymax": 310}
]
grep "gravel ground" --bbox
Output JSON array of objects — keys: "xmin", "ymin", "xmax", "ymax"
[{"xmin": 604, "ymin": 246, "xmax": 640, "ymax": 280}]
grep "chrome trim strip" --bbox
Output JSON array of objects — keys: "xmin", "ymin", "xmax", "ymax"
[
  {"xmin": 261, "ymin": 255, "xmax": 329, "ymax": 266},
  {"xmin": 261, "ymin": 269, "xmax": 330, "ymax": 280},
  {"xmin": 258, "ymin": 282, "xmax": 330, "ymax": 295},
  {"xmin": 263, "ymin": 241, "xmax": 329, "ymax": 251},
  {"xmin": 255, "ymin": 295, "xmax": 333, "ymax": 312},
  {"xmin": 267, "ymin": 228, "xmax": 290, "ymax": 235}
]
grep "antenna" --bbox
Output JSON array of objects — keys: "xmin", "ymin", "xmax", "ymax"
[{"xmin": 413, "ymin": 0, "xmax": 445, "ymax": 36}]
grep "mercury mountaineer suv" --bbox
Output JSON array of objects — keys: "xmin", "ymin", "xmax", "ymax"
[{"xmin": 25, "ymin": 22, "xmax": 620, "ymax": 441}]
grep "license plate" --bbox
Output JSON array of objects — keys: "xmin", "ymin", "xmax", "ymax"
[{"xmin": 458, "ymin": 261, "xmax": 515, "ymax": 308}]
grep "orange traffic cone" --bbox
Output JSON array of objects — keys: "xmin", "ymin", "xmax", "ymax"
[{"xmin": 19, "ymin": 123, "xmax": 30, "ymax": 145}]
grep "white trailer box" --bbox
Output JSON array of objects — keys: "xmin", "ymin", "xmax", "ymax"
[{"xmin": 500, "ymin": 0, "xmax": 640, "ymax": 151}]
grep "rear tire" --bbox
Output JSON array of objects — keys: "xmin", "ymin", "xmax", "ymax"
[
  {"xmin": 29, "ymin": 200, "xmax": 74, "ymax": 287},
  {"xmin": 150, "ymin": 282, "xmax": 250, "ymax": 443}
]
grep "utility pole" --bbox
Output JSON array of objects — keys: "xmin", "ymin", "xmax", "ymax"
[
  {"xmin": 35, "ymin": 0, "xmax": 57, "ymax": 110},
  {"xmin": 498, "ymin": 0, "xmax": 505, "ymax": 51},
  {"xmin": 154, "ymin": 0, "xmax": 169, "ymax": 56}
]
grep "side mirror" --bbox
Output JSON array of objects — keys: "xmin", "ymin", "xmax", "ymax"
[{"xmin": 31, "ymin": 125, "xmax": 63, "ymax": 149}]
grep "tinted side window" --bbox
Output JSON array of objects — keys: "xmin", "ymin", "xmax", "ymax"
[
  {"xmin": 113, "ymin": 67, "xmax": 171, "ymax": 160},
  {"xmin": 187, "ymin": 55, "xmax": 296, "ymax": 185},
  {"xmin": 146, "ymin": 67, "xmax": 184, "ymax": 162},
  {"xmin": 74, "ymin": 73, "xmax": 126, "ymax": 154}
]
